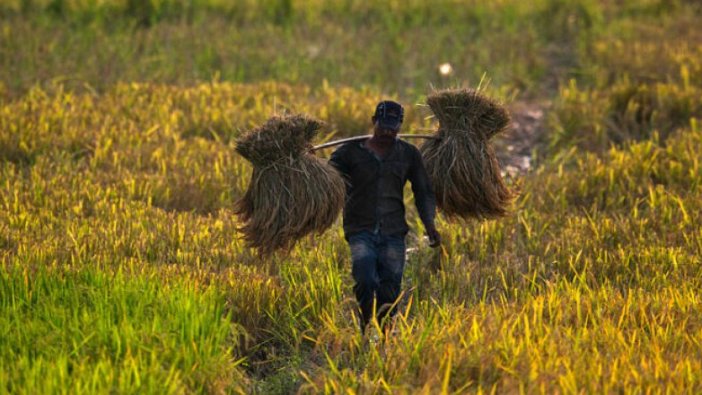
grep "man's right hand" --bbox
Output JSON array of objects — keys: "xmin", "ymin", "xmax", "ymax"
[{"xmin": 426, "ymin": 227, "xmax": 441, "ymax": 248}]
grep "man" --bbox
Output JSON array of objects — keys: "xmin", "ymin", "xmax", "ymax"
[{"xmin": 329, "ymin": 100, "xmax": 440, "ymax": 334}]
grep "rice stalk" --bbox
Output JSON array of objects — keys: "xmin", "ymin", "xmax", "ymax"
[
  {"xmin": 421, "ymin": 89, "xmax": 514, "ymax": 219},
  {"xmin": 235, "ymin": 114, "xmax": 345, "ymax": 255}
]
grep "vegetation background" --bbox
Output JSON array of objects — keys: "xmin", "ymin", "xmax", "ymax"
[{"xmin": 1, "ymin": 0, "xmax": 701, "ymax": 393}]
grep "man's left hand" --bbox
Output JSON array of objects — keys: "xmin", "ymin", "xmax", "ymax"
[{"xmin": 426, "ymin": 227, "xmax": 441, "ymax": 248}]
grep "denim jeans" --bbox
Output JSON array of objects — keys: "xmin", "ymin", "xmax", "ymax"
[{"xmin": 347, "ymin": 231, "xmax": 406, "ymax": 330}]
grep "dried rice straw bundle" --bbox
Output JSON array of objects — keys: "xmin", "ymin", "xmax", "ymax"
[
  {"xmin": 420, "ymin": 89, "xmax": 514, "ymax": 219},
  {"xmin": 235, "ymin": 114, "xmax": 345, "ymax": 255}
]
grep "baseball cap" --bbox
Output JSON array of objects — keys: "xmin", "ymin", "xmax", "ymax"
[{"xmin": 373, "ymin": 100, "xmax": 404, "ymax": 131}]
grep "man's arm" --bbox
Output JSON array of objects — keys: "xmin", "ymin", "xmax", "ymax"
[
  {"xmin": 408, "ymin": 147, "xmax": 440, "ymax": 247},
  {"xmin": 328, "ymin": 144, "xmax": 350, "ymax": 176}
]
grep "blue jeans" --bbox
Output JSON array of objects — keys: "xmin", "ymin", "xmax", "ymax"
[{"xmin": 347, "ymin": 231, "xmax": 406, "ymax": 330}]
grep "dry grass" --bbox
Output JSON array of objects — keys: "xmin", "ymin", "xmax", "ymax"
[{"xmin": 420, "ymin": 89, "xmax": 514, "ymax": 220}]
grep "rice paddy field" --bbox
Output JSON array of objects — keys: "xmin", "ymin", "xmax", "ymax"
[{"xmin": 1, "ymin": 0, "xmax": 702, "ymax": 393}]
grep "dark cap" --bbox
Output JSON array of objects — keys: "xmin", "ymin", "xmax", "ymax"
[{"xmin": 373, "ymin": 100, "xmax": 404, "ymax": 131}]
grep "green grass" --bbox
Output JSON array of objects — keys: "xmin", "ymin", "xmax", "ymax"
[
  {"xmin": 0, "ymin": 265, "xmax": 246, "ymax": 393},
  {"xmin": 1, "ymin": 0, "xmax": 702, "ymax": 393},
  {"xmin": 0, "ymin": 0, "xmax": 620, "ymax": 97}
]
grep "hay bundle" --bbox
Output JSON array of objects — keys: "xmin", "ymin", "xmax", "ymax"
[
  {"xmin": 420, "ymin": 89, "xmax": 514, "ymax": 219},
  {"xmin": 235, "ymin": 114, "xmax": 345, "ymax": 255}
]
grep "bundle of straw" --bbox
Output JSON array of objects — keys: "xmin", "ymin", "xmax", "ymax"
[
  {"xmin": 420, "ymin": 89, "xmax": 514, "ymax": 219},
  {"xmin": 235, "ymin": 114, "xmax": 345, "ymax": 255}
]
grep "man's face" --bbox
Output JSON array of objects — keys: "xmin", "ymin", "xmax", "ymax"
[{"xmin": 373, "ymin": 122, "xmax": 400, "ymax": 142}]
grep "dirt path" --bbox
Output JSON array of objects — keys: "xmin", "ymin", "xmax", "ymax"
[{"xmin": 494, "ymin": 101, "xmax": 549, "ymax": 177}]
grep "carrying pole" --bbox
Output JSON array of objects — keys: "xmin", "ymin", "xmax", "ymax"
[{"xmin": 311, "ymin": 134, "xmax": 438, "ymax": 151}]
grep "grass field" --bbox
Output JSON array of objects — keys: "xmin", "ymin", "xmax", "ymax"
[{"xmin": 1, "ymin": 0, "xmax": 702, "ymax": 393}]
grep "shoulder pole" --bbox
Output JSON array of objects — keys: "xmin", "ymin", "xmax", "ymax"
[{"xmin": 311, "ymin": 134, "xmax": 438, "ymax": 151}]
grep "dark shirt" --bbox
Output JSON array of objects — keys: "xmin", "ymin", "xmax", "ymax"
[{"xmin": 329, "ymin": 138, "xmax": 437, "ymax": 238}]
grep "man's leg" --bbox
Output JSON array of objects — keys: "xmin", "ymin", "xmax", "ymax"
[
  {"xmin": 376, "ymin": 235, "xmax": 406, "ymax": 328},
  {"xmin": 348, "ymin": 232, "xmax": 379, "ymax": 332}
]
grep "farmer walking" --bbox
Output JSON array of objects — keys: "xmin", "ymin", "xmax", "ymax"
[{"xmin": 330, "ymin": 100, "xmax": 441, "ymax": 335}]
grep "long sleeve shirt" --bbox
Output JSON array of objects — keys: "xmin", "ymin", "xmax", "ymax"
[{"xmin": 329, "ymin": 138, "xmax": 437, "ymax": 238}]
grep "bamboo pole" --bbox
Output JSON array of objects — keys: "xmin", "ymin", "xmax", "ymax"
[{"xmin": 311, "ymin": 134, "xmax": 438, "ymax": 151}]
